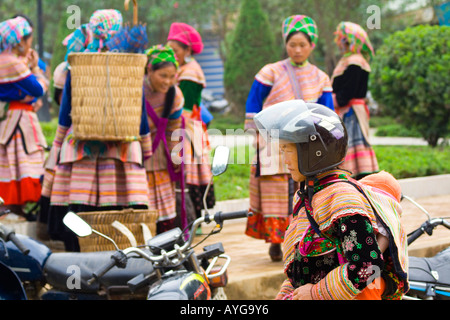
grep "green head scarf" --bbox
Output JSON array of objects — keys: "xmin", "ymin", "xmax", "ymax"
[
  {"xmin": 145, "ymin": 44, "xmax": 179, "ymax": 69},
  {"xmin": 282, "ymin": 15, "xmax": 318, "ymax": 48}
]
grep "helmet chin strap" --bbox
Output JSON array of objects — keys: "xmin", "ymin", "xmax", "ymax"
[{"xmin": 304, "ymin": 175, "xmax": 322, "ymax": 235}]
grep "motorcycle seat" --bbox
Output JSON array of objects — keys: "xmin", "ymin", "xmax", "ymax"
[
  {"xmin": 43, "ymin": 250, "xmax": 154, "ymax": 293},
  {"xmin": 409, "ymin": 247, "xmax": 450, "ymax": 286}
]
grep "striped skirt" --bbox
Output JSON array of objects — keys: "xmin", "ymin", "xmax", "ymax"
[
  {"xmin": 50, "ymin": 157, "xmax": 150, "ymax": 208},
  {"xmin": 245, "ymin": 165, "xmax": 296, "ymax": 244},
  {"xmin": 185, "ymin": 161, "xmax": 212, "ymax": 186},
  {"xmin": 0, "ymin": 129, "xmax": 44, "ymax": 205},
  {"xmin": 340, "ymin": 110, "xmax": 379, "ymax": 178},
  {"xmin": 41, "ymin": 168, "xmax": 55, "ymax": 198},
  {"xmin": 147, "ymin": 169, "xmax": 176, "ymax": 222}
]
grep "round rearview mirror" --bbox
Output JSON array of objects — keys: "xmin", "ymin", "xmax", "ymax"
[
  {"xmin": 63, "ymin": 212, "xmax": 92, "ymax": 237},
  {"xmin": 211, "ymin": 146, "xmax": 230, "ymax": 176}
]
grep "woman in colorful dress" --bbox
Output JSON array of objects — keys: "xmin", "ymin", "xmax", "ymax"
[
  {"xmin": 167, "ymin": 22, "xmax": 215, "ymax": 228},
  {"xmin": 244, "ymin": 15, "xmax": 334, "ymax": 261},
  {"xmin": 45, "ymin": 9, "xmax": 153, "ymax": 252},
  {"xmin": 0, "ymin": 16, "xmax": 48, "ymax": 217},
  {"xmin": 331, "ymin": 21, "xmax": 378, "ymax": 179},
  {"xmin": 39, "ymin": 9, "xmax": 123, "ymax": 238},
  {"xmin": 143, "ymin": 45, "xmax": 185, "ymax": 233},
  {"xmin": 253, "ymin": 99, "xmax": 408, "ymax": 300}
]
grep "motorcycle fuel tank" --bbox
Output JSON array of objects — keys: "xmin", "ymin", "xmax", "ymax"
[{"xmin": 147, "ymin": 271, "xmax": 211, "ymax": 300}]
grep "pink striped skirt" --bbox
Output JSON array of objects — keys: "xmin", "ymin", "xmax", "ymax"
[
  {"xmin": 245, "ymin": 165, "xmax": 295, "ymax": 243},
  {"xmin": 340, "ymin": 110, "xmax": 379, "ymax": 177},
  {"xmin": 0, "ymin": 130, "xmax": 44, "ymax": 205},
  {"xmin": 147, "ymin": 170, "xmax": 176, "ymax": 222},
  {"xmin": 50, "ymin": 157, "xmax": 150, "ymax": 208},
  {"xmin": 185, "ymin": 161, "xmax": 212, "ymax": 186}
]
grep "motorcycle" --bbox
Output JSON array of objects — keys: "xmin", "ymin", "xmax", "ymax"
[
  {"xmin": 0, "ymin": 203, "xmax": 28, "ymax": 300},
  {"xmin": 62, "ymin": 145, "xmax": 249, "ymax": 300},
  {"xmin": 402, "ymin": 195, "xmax": 450, "ymax": 300},
  {"xmin": 0, "ymin": 146, "xmax": 249, "ymax": 300}
]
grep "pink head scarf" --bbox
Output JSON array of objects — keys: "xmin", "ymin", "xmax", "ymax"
[{"xmin": 167, "ymin": 22, "xmax": 203, "ymax": 54}]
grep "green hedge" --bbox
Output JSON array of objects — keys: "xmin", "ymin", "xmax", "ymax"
[{"xmin": 370, "ymin": 25, "xmax": 450, "ymax": 147}]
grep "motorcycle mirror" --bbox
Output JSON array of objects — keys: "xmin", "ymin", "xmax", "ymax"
[
  {"xmin": 211, "ymin": 146, "xmax": 230, "ymax": 176},
  {"xmin": 63, "ymin": 212, "xmax": 93, "ymax": 237}
]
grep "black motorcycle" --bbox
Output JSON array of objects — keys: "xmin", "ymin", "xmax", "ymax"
[
  {"xmin": 403, "ymin": 195, "xmax": 450, "ymax": 300},
  {"xmin": 62, "ymin": 145, "xmax": 248, "ymax": 300},
  {"xmin": 0, "ymin": 146, "xmax": 249, "ymax": 300}
]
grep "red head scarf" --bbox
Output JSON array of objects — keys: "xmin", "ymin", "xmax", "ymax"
[{"xmin": 167, "ymin": 22, "xmax": 203, "ymax": 54}]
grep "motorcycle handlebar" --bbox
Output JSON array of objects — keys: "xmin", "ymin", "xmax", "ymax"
[
  {"xmin": 88, "ymin": 250, "xmax": 127, "ymax": 285},
  {"xmin": 407, "ymin": 228, "xmax": 425, "ymax": 245},
  {"xmin": 88, "ymin": 209, "xmax": 251, "ymax": 280},
  {"xmin": 0, "ymin": 224, "xmax": 30, "ymax": 256},
  {"xmin": 8, "ymin": 233, "xmax": 30, "ymax": 256},
  {"xmin": 206, "ymin": 210, "xmax": 250, "ymax": 224},
  {"xmin": 408, "ymin": 218, "xmax": 450, "ymax": 245}
]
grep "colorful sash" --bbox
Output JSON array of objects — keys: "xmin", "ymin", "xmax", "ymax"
[{"xmin": 145, "ymin": 98, "xmax": 188, "ymax": 234}]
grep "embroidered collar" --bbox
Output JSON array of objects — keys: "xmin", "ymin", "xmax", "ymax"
[
  {"xmin": 293, "ymin": 169, "xmax": 351, "ymax": 218},
  {"xmin": 289, "ymin": 58, "xmax": 308, "ymax": 68}
]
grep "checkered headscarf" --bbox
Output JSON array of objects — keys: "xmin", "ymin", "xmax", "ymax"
[
  {"xmin": 282, "ymin": 15, "xmax": 318, "ymax": 47},
  {"xmin": 334, "ymin": 21, "xmax": 374, "ymax": 60},
  {"xmin": 146, "ymin": 44, "xmax": 179, "ymax": 69},
  {"xmin": 0, "ymin": 16, "xmax": 33, "ymax": 53}
]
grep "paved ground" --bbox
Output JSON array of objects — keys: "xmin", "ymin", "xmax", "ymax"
[{"xmin": 195, "ymin": 194, "xmax": 450, "ymax": 300}]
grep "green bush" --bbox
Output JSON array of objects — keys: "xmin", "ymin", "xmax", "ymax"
[
  {"xmin": 373, "ymin": 145, "xmax": 450, "ymax": 179},
  {"xmin": 370, "ymin": 25, "xmax": 450, "ymax": 147},
  {"xmin": 40, "ymin": 117, "xmax": 58, "ymax": 146},
  {"xmin": 374, "ymin": 124, "xmax": 421, "ymax": 137},
  {"xmin": 223, "ymin": 0, "xmax": 278, "ymax": 118}
]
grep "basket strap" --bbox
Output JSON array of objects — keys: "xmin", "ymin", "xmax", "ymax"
[
  {"xmin": 103, "ymin": 54, "xmax": 119, "ymax": 137},
  {"xmin": 124, "ymin": 0, "xmax": 139, "ymax": 26},
  {"xmin": 111, "ymin": 220, "xmax": 138, "ymax": 247}
]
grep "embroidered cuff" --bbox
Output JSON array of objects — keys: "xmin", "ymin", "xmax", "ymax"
[
  {"xmin": 140, "ymin": 133, "xmax": 153, "ymax": 160},
  {"xmin": 311, "ymin": 264, "xmax": 360, "ymax": 300},
  {"xmin": 53, "ymin": 125, "xmax": 69, "ymax": 147},
  {"xmin": 276, "ymin": 279, "xmax": 295, "ymax": 300}
]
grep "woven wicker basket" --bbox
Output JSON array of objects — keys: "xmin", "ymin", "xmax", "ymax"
[
  {"xmin": 68, "ymin": 52, "xmax": 147, "ymax": 141},
  {"xmin": 77, "ymin": 208, "xmax": 157, "ymax": 252}
]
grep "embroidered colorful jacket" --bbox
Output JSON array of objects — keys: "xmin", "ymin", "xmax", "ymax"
[
  {"xmin": 277, "ymin": 169, "xmax": 408, "ymax": 300},
  {"xmin": 245, "ymin": 59, "xmax": 333, "ymax": 176}
]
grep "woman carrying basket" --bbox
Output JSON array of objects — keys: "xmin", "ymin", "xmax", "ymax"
[
  {"xmin": 45, "ymin": 9, "xmax": 153, "ymax": 252},
  {"xmin": 39, "ymin": 9, "xmax": 125, "ymax": 239},
  {"xmin": 0, "ymin": 16, "xmax": 48, "ymax": 218},
  {"xmin": 143, "ymin": 44, "xmax": 185, "ymax": 234}
]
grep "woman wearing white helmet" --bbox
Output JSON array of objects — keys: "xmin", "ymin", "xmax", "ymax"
[{"xmin": 254, "ymin": 100, "xmax": 408, "ymax": 300}]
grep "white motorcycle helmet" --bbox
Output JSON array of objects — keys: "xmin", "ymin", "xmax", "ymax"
[{"xmin": 254, "ymin": 99, "xmax": 348, "ymax": 177}]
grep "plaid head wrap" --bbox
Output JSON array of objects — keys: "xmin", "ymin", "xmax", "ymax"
[
  {"xmin": 0, "ymin": 16, "xmax": 33, "ymax": 53},
  {"xmin": 89, "ymin": 9, "xmax": 123, "ymax": 40},
  {"xmin": 64, "ymin": 9, "xmax": 123, "ymax": 60},
  {"xmin": 334, "ymin": 21, "xmax": 374, "ymax": 60},
  {"xmin": 146, "ymin": 44, "xmax": 179, "ymax": 69},
  {"xmin": 282, "ymin": 15, "xmax": 318, "ymax": 47}
]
